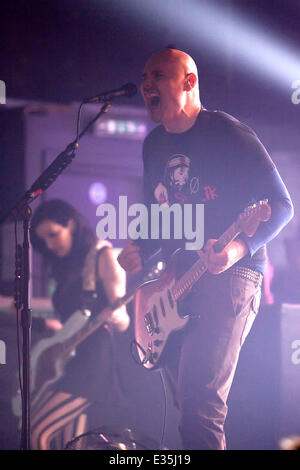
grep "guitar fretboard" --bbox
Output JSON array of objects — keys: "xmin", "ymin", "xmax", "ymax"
[{"xmin": 172, "ymin": 221, "xmax": 239, "ymax": 302}]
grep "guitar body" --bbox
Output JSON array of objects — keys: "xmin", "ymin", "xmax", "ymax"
[
  {"xmin": 134, "ymin": 257, "xmax": 189, "ymax": 370},
  {"xmin": 12, "ymin": 310, "xmax": 90, "ymax": 417}
]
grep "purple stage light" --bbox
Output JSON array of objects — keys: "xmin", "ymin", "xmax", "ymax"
[{"xmin": 89, "ymin": 182, "xmax": 107, "ymax": 205}]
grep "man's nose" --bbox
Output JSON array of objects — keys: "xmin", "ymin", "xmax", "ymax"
[{"xmin": 141, "ymin": 78, "xmax": 153, "ymax": 92}]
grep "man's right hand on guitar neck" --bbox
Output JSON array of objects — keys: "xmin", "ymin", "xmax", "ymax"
[{"xmin": 117, "ymin": 241, "xmax": 143, "ymax": 275}]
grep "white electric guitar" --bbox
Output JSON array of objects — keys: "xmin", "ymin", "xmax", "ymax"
[{"xmin": 134, "ymin": 200, "xmax": 271, "ymax": 370}]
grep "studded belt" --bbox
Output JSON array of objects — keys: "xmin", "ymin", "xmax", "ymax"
[{"xmin": 229, "ymin": 266, "xmax": 263, "ymax": 288}]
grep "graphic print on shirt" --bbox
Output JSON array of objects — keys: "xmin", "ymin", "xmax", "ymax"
[
  {"xmin": 153, "ymin": 153, "xmax": 219, "ymax": 206},
  {"xmin": 153, "ymin": 154, "xmax": 191, "ymax": 206}
]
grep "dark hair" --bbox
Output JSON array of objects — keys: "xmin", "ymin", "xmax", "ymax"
[{"xmin": 30, "ymin": 199, "xmax": 95, "ymax": 281}]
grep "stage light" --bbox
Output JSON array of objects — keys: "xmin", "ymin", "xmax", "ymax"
[
  {"xmin": 92, "ymin": 117, "xmax": 147, "ymax": 140},
  {"xmin": 106, "ymin": 0, "xmax": 300, "ymax": 90},
  {"xmin": 89, "ymin": 182, "xmax": 107, "ymax": 205}
]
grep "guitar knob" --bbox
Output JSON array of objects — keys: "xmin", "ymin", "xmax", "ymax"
[{"xmin": 82, "ymin": 309, "xmax": 91, "ymax": 318}]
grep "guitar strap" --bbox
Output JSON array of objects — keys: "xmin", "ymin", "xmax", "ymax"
[{"xmin": 81, "ymin": 239, "xmax": 112, "ymax": 312}]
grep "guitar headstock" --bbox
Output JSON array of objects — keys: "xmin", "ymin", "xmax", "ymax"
[{"xmin": 237, "ymin": 199, "xmax": 271, "ymax": 237}]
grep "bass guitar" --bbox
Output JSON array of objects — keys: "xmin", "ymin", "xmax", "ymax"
[{"xmin": 11, "ymin": 266, "xmax": 159, "ymax": 417}]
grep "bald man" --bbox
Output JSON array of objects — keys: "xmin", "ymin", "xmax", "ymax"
[
  {"xmin": 118, "ymin": 49, "xmax": 293, "ymax": 449},
  {"xmin": 141, "ymin": 49, "xmax": 200, "ymax": 132}
]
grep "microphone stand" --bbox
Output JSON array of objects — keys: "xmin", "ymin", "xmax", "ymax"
[{"xmin": 0, "ymin": 101, "xmax": 111, "ymax": 450}]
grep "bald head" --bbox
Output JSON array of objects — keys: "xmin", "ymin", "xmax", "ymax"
[
  {"xmin": 150, "ymin": 49, "xmax": 198, "ymax": 78},
  {"xmin": 141, "ymin": 48, "xmax": 201, "ymax": 132},
  {"xmin": 146, "ymin": 48, "xmax": 200, "ymax": 100}
]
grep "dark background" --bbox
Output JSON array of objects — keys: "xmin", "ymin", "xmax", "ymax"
[{"xmin": 0, "ymin": 0, "xmax": 299, "ymax": 123}]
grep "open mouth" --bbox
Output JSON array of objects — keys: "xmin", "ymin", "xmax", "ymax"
[
  {"xmin": 144, "ymin": 90, "xmax": 160, "ymax": 109},
  {"xmin": 150, "ymin": 96, "xmax": 160, "ymax": 108}
]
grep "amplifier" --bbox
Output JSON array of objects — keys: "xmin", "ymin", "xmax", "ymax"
[{"xmin": 280, "ymin": 303, "xmax": 300, "ymax": 438}]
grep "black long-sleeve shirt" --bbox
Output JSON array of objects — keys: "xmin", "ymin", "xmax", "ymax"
[{"xmin": 140, "ymin": 109, "xmax": 294, "ymax": 274}]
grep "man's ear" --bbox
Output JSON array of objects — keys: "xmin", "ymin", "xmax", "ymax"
[{"xmin": 184, "ymin": 73, "xmax": 197, "ymax": 91}]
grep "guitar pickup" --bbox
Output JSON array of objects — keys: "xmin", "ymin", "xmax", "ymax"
[{"xmin": 144, "ymin": 313, "xmax": 155, "ymax": 336}]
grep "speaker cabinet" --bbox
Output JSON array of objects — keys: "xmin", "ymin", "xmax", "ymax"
[{"xmin": 280, "ymin": 303, "xmax": 300, "ymax": 438}]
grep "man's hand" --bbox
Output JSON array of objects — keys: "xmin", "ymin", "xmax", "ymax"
[
  {"xmin": 197, "ymin": 238, "xmax": 249, "ymax": 275},
  {"xmin": 117, "ymin": 241, "xmax": 143, "ymax": 275}
]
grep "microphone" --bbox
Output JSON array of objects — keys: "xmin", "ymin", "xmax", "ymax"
[{"xmin": 83, "ymin": 82, "xmax": 137, "ymax": 103}]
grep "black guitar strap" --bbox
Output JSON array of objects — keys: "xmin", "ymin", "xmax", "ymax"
[{"xmin": 81, "ymin": 239, "xmax": 112, "ymax": 312}]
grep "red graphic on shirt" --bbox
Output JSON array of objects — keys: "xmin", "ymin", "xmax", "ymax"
[
  {"xmin": 157, "ymin": 190, "xmax": 168, "ymax": 205},
  {"xmin": 173, "ymin": 191, "xmax": 188, "ymax": 205},
  {"xmin": 201, "ymin": 186, "xmax": 219, "ymax": 202},
  {"xmin": 160, "ymin": 153, "xmax": 220, "ymax": 205},
  {"xmin": 154, "ymin": 182, "xmax": 170, "ymax": 206}
]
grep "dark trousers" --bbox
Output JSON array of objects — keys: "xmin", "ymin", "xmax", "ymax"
[{"xmin": 163, "ymin": 271, "xmax": 262, "ymax": 450}]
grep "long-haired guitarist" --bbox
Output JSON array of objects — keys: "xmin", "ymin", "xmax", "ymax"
[
  {"xmin": 117, "ymin": 48, "xmax": 294, "ymax": 450},
  {"xmin": 29, "ymin": 199, "xmax": 129, "ymax": 449}
]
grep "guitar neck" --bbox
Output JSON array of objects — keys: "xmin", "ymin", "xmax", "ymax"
[
  {"xmin": 53, "ymin": 259, "xmax": 164, "ymax": 360},
  {"xmin": 172, "ymin": 221, "xmax": 240, "ymax": 302},
  {"xmin": 213, "ymin": 221, "xmax": 239, "ymax": 253},
  {"xmin": 60, "ymin": 291, "xmax": 135, "ymax": 359}
]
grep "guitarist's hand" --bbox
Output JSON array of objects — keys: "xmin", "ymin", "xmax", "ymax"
[
  {"xmin": 117, "ymin": 241, "xmax": 143, "ymax": 275},
  {"xmin": 100, "ymin": 306, "xmax": 129, "ymax": 332},
  {"xmin": 198, "ymin": 238, "xmax": 249, "ymax": 275},
  {"xmin": 45, "ymin": 318, "xmax": 63, "ymax": 332}
]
